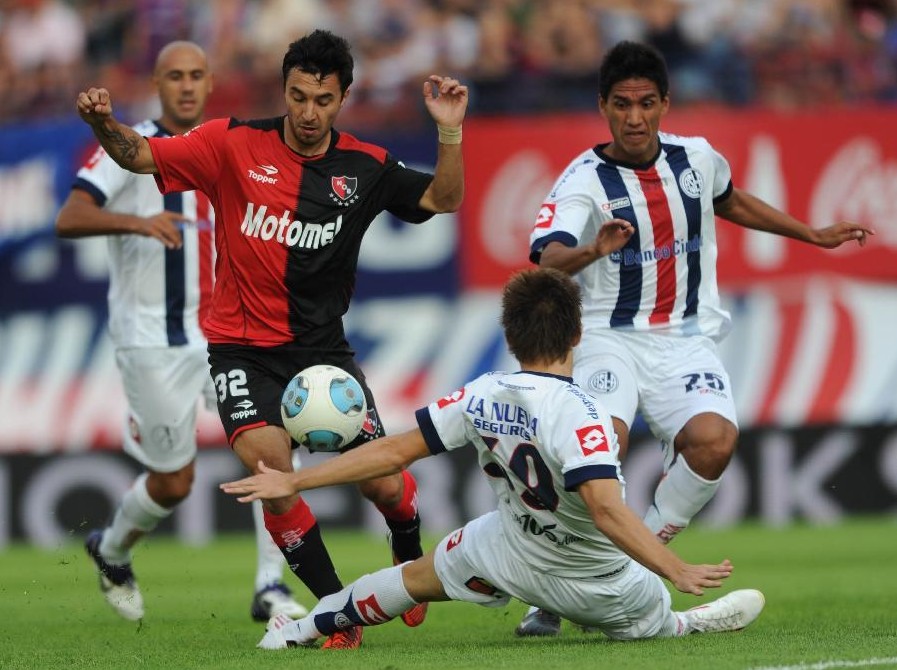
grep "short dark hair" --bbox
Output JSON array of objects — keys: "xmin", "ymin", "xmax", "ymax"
[
  {"xmin": 598, "ymin": 41, "xmax": 669, "ymax": 101},
  {"xmin": 501, "ymin": 268, "xmax": 582, "ymax": 366},
  {"xmin": 282, "ymin": 29, "xmax": 354, "ymax": 92}
]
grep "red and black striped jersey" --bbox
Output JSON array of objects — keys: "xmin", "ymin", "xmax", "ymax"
[{"xmin": 148, "ymin": 117, "xmax": 434, "ymax": 347}]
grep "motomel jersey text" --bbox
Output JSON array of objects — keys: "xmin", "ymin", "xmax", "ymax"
[{"xmin": 148, "ymin": 117, "xmax": 434, "ymax": 347}]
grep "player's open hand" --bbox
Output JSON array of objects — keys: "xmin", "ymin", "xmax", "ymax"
[
  {"xmin": 592, "ymin": 218, "xmax": 635, "ymax": 258},
  {"xmin": 670, "ymin": 558, "xmax": 733, "ymax": 596},
  {"xmin": 141, "ymin": 211, "xmax": 187, "ymax": 249},
  {"xmin": 811, "ymin": 220, "xmax": 874, "ymax": 249},
  {"xmin": 76, "ymin": 87, "xmax": 114, "ymax": 125},
  {"xmin": 422, "ymin": 75, "xmax": 468, "ymax": 129},
  {"xmin": 220, "ymin": 461, "xmax": 295, "ymax": 502}
]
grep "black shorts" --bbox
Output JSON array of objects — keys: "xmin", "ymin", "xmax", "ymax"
[{"xmin": 208, "ymin": 343, "xmax": 386, "ymax": 451}]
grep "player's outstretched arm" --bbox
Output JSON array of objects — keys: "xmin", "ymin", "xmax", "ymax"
[
  {"xmin": 76, "ymin": 87, "xmax": 158, "ymax": 174},
  {"xmin": 418, "ymin": 75, "xmax": 468, "ymax": 213},
  {"xmin": 539, "ymin": 219, "xmax": 634, "ymax": 275},
  {"xmin": 579, "ymin": 479, "xmax": 733, "ymax": 596},
  {"xmin": 716, "ymin": 187, "xmax": 874, "ymax": 248},
  {"xmin": 220, "ymin": 429, "xmax": 431, "ymax": 503},
  {"xmin": 56, "ymin": 190, "xmax": 185, "ymax": 248}
]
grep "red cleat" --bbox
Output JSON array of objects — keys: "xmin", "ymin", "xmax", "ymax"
[
  {"xmin": 321, "ymin": 625, "xmax": 363, "ymax": 650},
  {"xmin": 400, "ymin": 601, "xmax": 428, "ymax": 627}
]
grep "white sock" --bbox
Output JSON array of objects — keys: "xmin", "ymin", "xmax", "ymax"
[
  {"xmin": 643, "ymin": 456, "xmax": 720, "ymax": 543},
  {"xmin": 253, "ymin": 499, "xmax": 286, "ymax": 591},
  {"xmin": 294, "ymin": 565, "xmax": 416, "ymax": 642},
  {"xmin": 100, "ymin": 473, "xmax": 172, "ymax": 564}
]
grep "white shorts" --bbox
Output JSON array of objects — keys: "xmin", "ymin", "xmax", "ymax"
[
  {"xmin": 433, "ymin": 511, "xmax": 679, "ymax": 639},
  {"xmin": 115, "ymin": 345, "xmax": 215, "ymax": 473},
  {"xmin": 574, "ymin": 329, "xmax": 738, "ymax": 445}
]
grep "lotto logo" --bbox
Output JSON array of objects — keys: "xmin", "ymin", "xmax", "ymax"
[
  {"xmin": 354, "ymin": 594, "xmax": 390, "ymax": 624},
  {"xmin": 446, "ymin": 529, "xmax": 463, "ymax": 551},
  {"xmin": 436, "ymin": 388, "xmax": 465, "ymax": 408},
  {"xmin": 533, "ymin": 203, "xmax": 556, "ymax": 229},
  {"xmin": 575, "ymin": 424, "xmax": 608, "ymax": 456}
]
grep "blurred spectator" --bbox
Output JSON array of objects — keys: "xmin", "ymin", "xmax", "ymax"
[
  {"xmin": 0, "ymin": 0, "xmax": 86, "ymax": 120},
  {"xmin": 2, "ymin": 0, "xmax": 897, "ymax": 128}
]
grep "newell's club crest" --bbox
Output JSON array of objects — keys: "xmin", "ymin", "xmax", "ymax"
[{"xmin": 331, "ymin": 175, "xmax": 358, "ymax": 201}]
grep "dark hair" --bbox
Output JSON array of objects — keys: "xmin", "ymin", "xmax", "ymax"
[
  {"xmin": 598, "ymin": 41, "xmax": 669, "ymax": 101},
  {"xmin": 282, "ymin": 29, "xmax": 354, "ymax": 92},
  {"xmin": 501, "ymin": 268, "xmax": 582, "ymax": 366}
]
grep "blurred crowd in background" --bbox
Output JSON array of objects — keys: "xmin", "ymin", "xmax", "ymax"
[{"xmin": 2, "ymin": 0, "xmax": 897, "ymax": 130}]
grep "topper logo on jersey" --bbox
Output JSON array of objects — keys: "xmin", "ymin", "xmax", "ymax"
[
  {"xmin": 533, "ymin": 203, "xmax": 556, "ymax": 229},
  {"xmin": 247, "ymin": 166, "xmax": 278, "ymax": 185},
  {"xmin": 575, "ymin": 424, "xmax": 608, "ymax": 456},
  {"xmin": 241, "ymin": 202, "xmax": 343, "ymax": 249}
]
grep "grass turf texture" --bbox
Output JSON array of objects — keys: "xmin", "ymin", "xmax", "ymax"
[{"xmin": 1, "ymin": 518, "xmax": 895, "ymax": 670}]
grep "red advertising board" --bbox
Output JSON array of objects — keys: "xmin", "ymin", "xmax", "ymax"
[{"xmin": 461, "ymin": 107, "xmax": 897, "ymax": 289}]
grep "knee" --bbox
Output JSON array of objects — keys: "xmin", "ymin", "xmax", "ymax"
[
  {"xmin": 357, "ymin": 473, "xmax": 403, "ymax": 508},
  {"xmin": 702, "ymin": 421, "xmax": 738, "ymax": 462},
  {"xmin": 147, "ymin": 465, "xmax": 194, "ymax": 507},
  {"xmin": 677, "ymin": 416, "xmax": 738, "ymax": 479}
]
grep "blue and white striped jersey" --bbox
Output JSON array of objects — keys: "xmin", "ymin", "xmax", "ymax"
[
  {"xmin": 416, "ymin": 370, "xmax": 629, "ymax": 578},
  {"xmin": 529, "ymin": 132, "xmax": 734, "ymax": 341},
  {"xmin": 74, "ymin": 119, "xmax": 215, "ymax": 349}
]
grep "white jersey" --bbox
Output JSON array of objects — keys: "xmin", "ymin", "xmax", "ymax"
[
  {"xmin": 416, "ymin": 370, "xmax": 629, "ymax": 578},
  {"xmin": 529, "ymin": 132, "xmax": 733, "ymax": 341},
  {"xmin": 74, "ymin": 119, "xmax": 215, "ymax": 348}
]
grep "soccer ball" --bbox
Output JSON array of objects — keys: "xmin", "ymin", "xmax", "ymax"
[{"xmin": 280, "ymin": 364, "xmax": 368, "ymax": 452}]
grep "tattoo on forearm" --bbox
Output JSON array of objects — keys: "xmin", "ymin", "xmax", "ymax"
[{"xmin": 96, "ymin": 124, "xmax": 142, "ymax": 167}]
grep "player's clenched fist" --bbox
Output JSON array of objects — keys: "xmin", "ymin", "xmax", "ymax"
[{"xmin": 76, "ymin": 87, "xmax": 113, "ymax": 124}]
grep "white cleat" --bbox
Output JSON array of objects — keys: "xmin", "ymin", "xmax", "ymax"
[
  {"xmin": 251, "ymin": 582, "xmax": 308, "ymax": 622},
  {"xmin": 683, "ymin": 589, "xmax": 765, "ymax": 634},
  {"xmin": 99, "ymin": 575, "xmax": 145, "ymax": 622},
  {"xmin": 85, "ymin": 529, "xmax": 144, "ymax": 621},
  {"xmin": 258, "ymin": 613, "xmax": 305, "ymax": 649}
]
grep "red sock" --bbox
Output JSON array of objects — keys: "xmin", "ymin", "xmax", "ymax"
[
  {"xmin": 263, "ymin": 497, "xmax": 343, "ymax": 599},
  {"xmin": 263, "ymin": 497, "xmax": 317, "ymax": 549},
  {"xmin": 376, "ymin": 470, "xmax": 418, "ymax": 522}
]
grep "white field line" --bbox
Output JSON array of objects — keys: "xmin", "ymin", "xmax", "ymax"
[{"xmin": 749, "ymin": 658, "xmax": 897, "ymax": 670}]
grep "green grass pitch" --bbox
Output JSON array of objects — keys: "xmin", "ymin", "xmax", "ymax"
[{"xmin": 1, "ymin": 518, "xmax": 895, "ymax": 670}]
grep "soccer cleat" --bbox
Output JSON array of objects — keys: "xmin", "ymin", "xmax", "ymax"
[
  {"xmin": 321, "ymin": 625, "xmax": 363, "ymax": 650},
  {"xmin": 84, "ymin": 529, "xmax": 144, "ymax": 621},
  {"xmin": 257, "ymin": 613, "xmax": 308, "ymax": 649},
  {"xmin": 400, "ymin": 601, "xmax": 428, "ymax": 627},
  {"xmin": 515, "ymin": 607, "xmax": 561, "ymax": 637},
  {"xmin": 251, "ymin": 582, "xmax": 309, "ymax": 622},
  {"xmin": 683, "ymin": 589, "xmax": 765, "ymax": 634}
]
